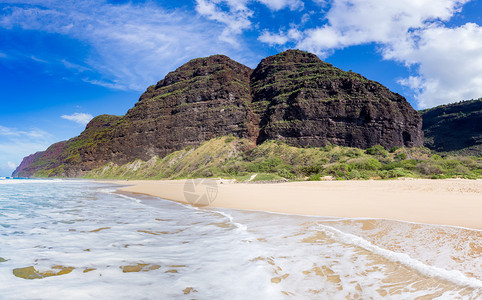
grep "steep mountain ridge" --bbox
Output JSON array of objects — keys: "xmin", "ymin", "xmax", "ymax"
[
  {"xmin": 14, "ymin": 55, "xmax": 255, "ymax": 177},
  {"xmin": 251, "ymin": 50, "xmax": 422, "ymax": 148},
  {"xmin": 13, "ymin": 115, "xmax": 122, "ymax": 177},
  {"xmin": 420, "ymin": 99, "xmax": 482, "ymax": 155},
  {"xmin": 13, "ymin": 50, "xmax": 423, "ymax": 178}
]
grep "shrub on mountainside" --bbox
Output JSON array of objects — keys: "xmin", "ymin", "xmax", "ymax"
[
  {"xmin": 365, "ymin": 145, "xmax": 388, "ymax": 157},
  {"xmin": 86, "ymin": 136, "xmax": 481, "ymax": 181}
]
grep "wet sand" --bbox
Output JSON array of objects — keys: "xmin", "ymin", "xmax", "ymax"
[{"xmin": 111, "ymin": 179, "xmax": 482, "ymax": 230}]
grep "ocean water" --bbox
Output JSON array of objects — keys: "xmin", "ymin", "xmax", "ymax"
[{"xmin": 0, "ymin": 179, "xmax": 481, "ymax": 299}]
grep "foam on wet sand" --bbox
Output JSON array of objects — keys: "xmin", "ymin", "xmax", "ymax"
[
  {"xmin": 117, "ymin": 178, "xmax": 482, "ymax": 229},
  {"xmin": 1, "ymin": 178, "xmax": 481, "ymax": 298}
]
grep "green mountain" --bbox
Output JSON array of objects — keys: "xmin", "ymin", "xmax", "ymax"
[
  {"xmin": 420, "ymin": 99, "xmax": 482, "ymax": 156},
  {"xmin": 13, "ymin": 50, "xmax": 423, "ymax": 178},
  {"xmin": 85, "ymin": 136, "xmax": 481, "ymax": 180}
]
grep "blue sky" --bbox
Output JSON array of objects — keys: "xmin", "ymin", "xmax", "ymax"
[{"xmin": 1, "ymin": 0, "xmax": 481, "ymax": 176}]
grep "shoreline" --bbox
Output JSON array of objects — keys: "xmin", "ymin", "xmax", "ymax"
[{"xmin": 103, "ymin": 178, "xmax": 482, "ymax": 230}]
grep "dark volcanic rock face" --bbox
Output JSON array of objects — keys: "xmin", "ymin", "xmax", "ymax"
[
  {"xmin": 14, "ymin": 56, "xmax": 256, "ymax": 177},
  {"xmin": 420, "ymin": 99, "xmax": 481, "ymax": 155},
  {"xmin": 12, "ymin": 115, "xmax": 122, "ymax": 177},
  {"xmin": 12, "ymin": 151, "xmax": 46, "ymax": 177},
  {"xmin": 13, "ymin": 50, "xmax": 424, "ymax": 177},
  {"xmin": 12, "ymin": 141, "xmax": 67, "ymax": 178},
  {"xmin": 251, "ymin": 50, "xmax": 423, "ymax": 148},
  {"xmin": 115, "ymin": 55, "xmax": 256, "ymax": 161}
]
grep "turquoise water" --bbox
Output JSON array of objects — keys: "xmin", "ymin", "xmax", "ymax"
[{"xmin": 0, "ymin": 179, "xmax": 481, "ymax": 299}]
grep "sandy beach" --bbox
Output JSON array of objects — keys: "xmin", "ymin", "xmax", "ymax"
[
  {"xmin": 3, "ymin": 178, "xmax": 481, "ymax": 298},
  {"xmin": 112, "ymin": 178, "xmax": 482, "ymax": 230}
]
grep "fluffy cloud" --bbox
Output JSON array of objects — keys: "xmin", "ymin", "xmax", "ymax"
[
  {"xmin": 0, "ymin": 0, "xmax": 254, "ymax": 91},
  {"xmin": 195, "ymin": 0, "xmax": 253, "ymax": 45},
  {"xmin": 195, "ymin": 0, "xmax": 304, "ymax": 45},
  {"xmin": 301, "ymin": 0, "xmax": 468, "ymax": 50},
  {"xmin": 1, "ymin": 0, "xmax": 479, "ymax": 108},
  {"xmin": 257, "ymin": 0, "xmax": 468, "ymax": 52},
  {"xmin": 259, "ymin": 28, "xmax": 303, "ymax": 46},
  {"xmin": 61, "ymin": 113, "xmax": 93, "ymax": 126},
  {"xmin": 391, "ymin": 23, "xmax": 482, "ymax": 108},
  {"xmin": 257, "ymin": 0, "xmax": 480, "ymax": 108},
  {"xmin": 7, "ymin": 161, "xmax": 17, "ymax": 170},
  {"xmin": 257, "ymin": 0, "xmax": 304, "ymax": 11},
  {"xmin": 258, "ymin": 32, "xmax": 290, "ymax": 46}
]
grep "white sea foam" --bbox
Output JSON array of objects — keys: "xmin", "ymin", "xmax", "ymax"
[
  {"xmin": 0, "ymin": 180, "xmax": 281, "ymax": 299},
  {"xmin": 211, "ymin": 208, "xmax": 482, "ymax": 298},
  {"xmin": 0, "ymin": 180, "xmax": 480, "ymax": 299},
  {"xmin": 316, "ymin": 224, "xmax": 482, "ymax": 289},
  {"xmin": 212, "ymin": 210, "xmax": 249, "ymax": 232}
]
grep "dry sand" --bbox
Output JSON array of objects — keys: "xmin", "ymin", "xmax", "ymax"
[{"xmin": 109, "ymin": 179, "xmax": 482, "ymax": 230}]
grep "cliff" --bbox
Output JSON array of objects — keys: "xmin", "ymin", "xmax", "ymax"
[
  {"xmin": 14, "ymin": 55, "xmax": 255, "ymax": 178},
  {"xmin": 13, "ymin": 115, "xmax": 122, "ymax": 177},
  {"xmin": 13, "ymin": 50, "xmax": 423, "ymax": 178},
  {"xmin": 252, "ymin": 50, "xmax": 423, "ymax": 148},
  {"xmin": 12, "ymin": 151, "xmax": 46, "ymax": 177},
  {"xmin": 420, "ymin": 99, "xmax": 482, "ymax": 155},
  {"xmin": 120, "ymin": 55, "xmax": 257, "ymax": 159}
]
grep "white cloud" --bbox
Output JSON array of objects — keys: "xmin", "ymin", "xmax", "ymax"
[
  {"xmin": 30, "ymin": 55, "xmax": 48, "ymax": 63},
  {"xmin": 296, "ymin": 25, "xmax": 341, "ymax": 56},
  {"xmin": 258, "ymin": 28, "xmax": 303, "ymax": 46},
  {"xmin": 278, "ymin": 0, "xmax": 469, "ymax": 53},
  {"xmin": 7, "ymin": 161, "xmax": 17, "ymax": 170},
  {"xmin": 391, "ymin": 23, "xmax": 482, "ymax": 108},
  {"xmin": 0, "ymin": 126, "xmax": 17, "ymax": 136},
  {"xmin": 195, "ymin": 0, "xmax": 305, "ymax": 45},
  {"xmin": 0, "ymin": 0, "xmax": 255, "ymax": 91},
  {"xmin": 61, "ymin": 113, "xmax": 93, "ymax": 126},
  {"xmin": 0, "ymin": 125, "xmax": 55, "ymax": 175},
  {"xmin": 61, "ymin": 59, "xmax": 91, "ymax": 73},
  {"xmin": 257, "ymin": 0, "xmax": 480, "ymax": 108},
  {"xmin": 0, "ymin": 125, "xmax": 50, "ymax": 139},
  {"xmin": 258, "ymin": 32, "xmax": 290, "ymax": 46},
  {"xmin": 312, "ymin": 0, "xmax": 330, "ymax": 7},
  {"xmin": 257, "ymin": 0, "xmax": 304, "ymax": 11},
  {"xmin": 1, "ymin": 0, "xmax": 479, "ymax": 108},
  {"xmin": 195, "ymin": 0, "xmax": 253, "ymax": 45},
  {"xmin": 317, "ymin": 0, "xmax": 467, "ymax": 47}
]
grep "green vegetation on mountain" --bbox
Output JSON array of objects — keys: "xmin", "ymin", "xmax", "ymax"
[
  {"xmin": 13, "ymin": 50, "xmax": 424, "ymax": 178},
  {"xmin": 251, "ymin": 50, "xmax": 423, "ymax": 148},
  {"xmin": 86, "ymin": 136, "xmax": 481, "ymax": 181},
  {"xmin": 15, "ymin": 54, "xmax": 481, "ymax": 181},
  {"xmin": 15, "ymin": 115, "xmax": 122, "ymax": 177},
  {"xmin": 420, "ymin": 99, "xmax": 481, "ymax": 156}
]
